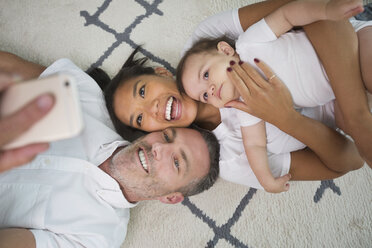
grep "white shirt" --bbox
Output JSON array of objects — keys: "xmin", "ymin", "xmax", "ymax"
[{"xmin": 0, "ymin": 59, "xmax": 136, "ymax": 248}]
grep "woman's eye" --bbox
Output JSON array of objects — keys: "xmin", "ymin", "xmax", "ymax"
[
  {"xmin": 174, "ymin": 158, "xmax": 180, "ymax": 170},
  {"xmin": 203, "ymin": 92, "xmax": 208, "ymax": 102},
  {"xmin": 203, "ymin": 71, "xmax": 209, "ymax": 80},
  {"xmin": 139, "ymin": 85, "xmax": 145, "ymax": 98},
  {"xmin": 136, "ymin": 114, "xmax": 143, "ymax": 126}
]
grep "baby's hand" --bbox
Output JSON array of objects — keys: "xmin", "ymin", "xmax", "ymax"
[
  {"xmin": 264, "ymin": 174, "xmax": 291, "ymax": 193},
  {"xmin": 326, "ymin": 0, "xmax": 364, "ymax": 21}
]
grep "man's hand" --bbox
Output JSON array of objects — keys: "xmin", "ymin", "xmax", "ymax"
[
  {"xmin": 326, "ymin": 0, "xmax": 363, "ymax": 21},
  {"xmin": 0, "ymin": 73, "xmax": 54, "ymax": 172},
  {"xmin": 225, "ymin": 59, "xmax": 297, "ymax": 128}
]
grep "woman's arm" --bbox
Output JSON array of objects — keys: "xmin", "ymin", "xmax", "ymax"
[
  {"xmin": 226, "ymin": 61, "xmax": 364, "ymax": 180},
  {"xmin": 304, "ymin": 20, "xmax": 372, "ymax": 166}
]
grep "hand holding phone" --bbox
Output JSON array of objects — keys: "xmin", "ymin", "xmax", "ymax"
[
  {"xmin": 0, "ymin": 73, "xmax": 54, "ymax": 172},
  {"xmin": 0, "ymin": 73, "xmax": 84, "ymax": 150}
]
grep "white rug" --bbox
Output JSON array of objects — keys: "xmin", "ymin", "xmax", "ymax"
[{"xmin": 1, "ymin": 1, "xmax": 371, "ymax": 247}]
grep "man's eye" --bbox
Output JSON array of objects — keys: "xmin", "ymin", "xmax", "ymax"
[
  {"xmin": 163, "ymin": 132, "xmax": 170, "ymax": 143},
  {"xmin": 136, "ymin": 114, "xmax": 143, "ymax": 126},
  {"xmin": 174, "ymin": 158, "xmax": 179, "ymax": 170},
  {"xmin": 203, "ymin": 92, "xmax": 208, "ymax": 102},
  {"xmin": 203, "ymin": 71, "xmax": 209, "ymax": 80},
  {"xmin": 139, "ymin": 85, "xmax": 145, "ymax": 98}
]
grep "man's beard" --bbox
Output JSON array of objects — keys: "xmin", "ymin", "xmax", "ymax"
[{"xmin": 108, "ymin": 139, "xmax": 168, "ymax": 200}]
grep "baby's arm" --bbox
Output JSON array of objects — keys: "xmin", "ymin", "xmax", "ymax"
[
  {"xmin": 241, "ymin": 121, "xmax": 290, "ymax": 193},
  {"xmin": 265, "ymin": 0, "xmax": 363, "ymax": 37}
]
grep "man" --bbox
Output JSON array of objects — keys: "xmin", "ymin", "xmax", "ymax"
[{"xmin": 0, "ymin": 55, "xmax": 220, "ymax": 248}]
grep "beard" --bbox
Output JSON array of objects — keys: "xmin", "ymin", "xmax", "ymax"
[{"xmin": 108, "ymin": 138, "xmax": 170, "ymax": 201}]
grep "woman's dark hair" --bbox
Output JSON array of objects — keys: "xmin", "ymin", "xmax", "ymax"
[
  {"xmin": 87, "ymin": 47, "xmax": 156, "ymax": 142},
  {"xmin": 176, "ymin": 36, "xmax": 235, "ymax": 94}
]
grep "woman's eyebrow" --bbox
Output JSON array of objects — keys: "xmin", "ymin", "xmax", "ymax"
[{"xmin": 132, "ymin": 80, "xmax": 141, "ymax": 97}]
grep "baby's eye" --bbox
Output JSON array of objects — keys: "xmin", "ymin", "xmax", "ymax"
[
  {"xmin": 139, "ymin": 85, "xmax": 145, "ymax": 98},
  {"xmin": 203, "ymin": 92, "xmax": 208, "ymax": 102},
  {"xmin": 203, "ymin": 71, "xmax": 209, "ymax": 80},
  {"xmin": 136, "ymin": 114, "xmax": 143, "ymax": 126}
]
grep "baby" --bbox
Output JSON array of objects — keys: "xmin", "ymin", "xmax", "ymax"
[{"xmin": 177, "ymin": 0, "xmax": 371, "ymax": 193}]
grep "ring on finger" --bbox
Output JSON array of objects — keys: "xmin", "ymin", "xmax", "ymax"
[{"xmin": 268, "ymin": 74, "xmax": 276, "ymax": 82}]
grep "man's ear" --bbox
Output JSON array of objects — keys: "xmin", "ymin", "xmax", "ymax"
[
  {"xmin": 157, "ymin": 192, "xmax": 184, "ymax": 204},
  {"xmin": 154, "ymin": 67, "xmax": 173, "ymax": 78},
  {"xmin": 217, "ymin": 41, "xmax": 235, "ymax": 56}
]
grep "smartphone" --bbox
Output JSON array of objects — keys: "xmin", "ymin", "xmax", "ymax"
[{"xmin": 0, "ymin": 73, "xmax": 84, "ymax": 149}]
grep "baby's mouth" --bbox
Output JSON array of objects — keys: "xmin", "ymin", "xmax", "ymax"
[
  {"xmin": 165, "ymin": 96, "xmax": 181, "ymax": 121},
  {"xmin": 138, "ymin": 148, "xmax": 148, "ymax": 173}
]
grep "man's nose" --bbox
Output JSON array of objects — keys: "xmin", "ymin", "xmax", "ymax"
[{"xmin": 151, "ymin": 142, "xmax": 166, "ymax": 161}]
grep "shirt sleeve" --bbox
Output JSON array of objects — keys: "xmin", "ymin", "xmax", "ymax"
[
  {"xmin": 237, "ymin": 18, "xmax": 277, "ymax": 45},
  {"xmin": 235, "ymin": 98, "xmax": 262, "ymax": 127},
  {"xmin": 31, "ymin": 229, "xmax": 109, "ymax": 248},
  {"xmin": 182, "ymin": 8, "xmax": 243, "ymax": 55}
]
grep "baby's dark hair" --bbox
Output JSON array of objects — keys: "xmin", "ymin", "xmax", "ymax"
[
  {"xmin": 176, "ymin": 36, "xmax": 235, "ymax": 94},
  {"xmin": 87, "ymin": 47, "xmax": 156, "ymax": 142}
]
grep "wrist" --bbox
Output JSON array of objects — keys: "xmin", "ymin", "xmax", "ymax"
[
  {"xmin": 260, "ymin": 175, "xmax": 276, "ymax": 189},
  {"xmin": 269, "ymin": 107, "xmax": 299, "ymax": 128}
]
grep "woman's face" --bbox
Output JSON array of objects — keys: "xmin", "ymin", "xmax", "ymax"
[{"xmin": 114, "ymin": 73, "xmax": 198, "ymax": 132}]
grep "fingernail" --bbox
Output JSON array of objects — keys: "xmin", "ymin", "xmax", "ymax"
[
  {"xmin": 37, "ymin": 94, "xmax": 54, "ymax": 111},
  {"xmin": 254, "ymin": 58, "xmax": 260, "ymax": 63},
  {"xmin": 227, "ymin": 67, "xmax": 232, "ymax": 72},
  {"xmin": 238, "ymin": 61, "xmax": 243, "ymax": 65},
  {"xmin": 229, "ymin": 60, "xmax": 235, "ymax": 66}
]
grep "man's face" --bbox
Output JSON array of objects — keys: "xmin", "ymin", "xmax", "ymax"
[{"xmin": 108, "ymin": 127, "xmax": 210, "ymax": 202}]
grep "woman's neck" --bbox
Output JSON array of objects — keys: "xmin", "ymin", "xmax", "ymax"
[{"xmin": 194, "ymin": 102, "xmax": 221, "ymax": 131}]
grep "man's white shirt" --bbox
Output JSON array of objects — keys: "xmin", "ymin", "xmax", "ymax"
[{"xmin": 0, "ymin": 59, "xmax": 136, "ymax": 248}]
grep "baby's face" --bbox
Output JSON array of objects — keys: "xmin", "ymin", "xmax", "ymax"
[{"xmin": 181, "ymin": 51, "xmax": 240, "ymax": 108}]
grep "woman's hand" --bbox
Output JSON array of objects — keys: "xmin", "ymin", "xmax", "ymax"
[
  {"xmin": 225, "ymin": 59, "xmax": 297, "ymax": 127},
  {"xmin": 0, "ymin": 73, "xmax": 54, "ymax": 173}
]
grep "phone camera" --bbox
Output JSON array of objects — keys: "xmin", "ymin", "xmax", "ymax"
[{"xmin": 65, "ymin": 81, "xmax": 70, "ymax": 87}]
